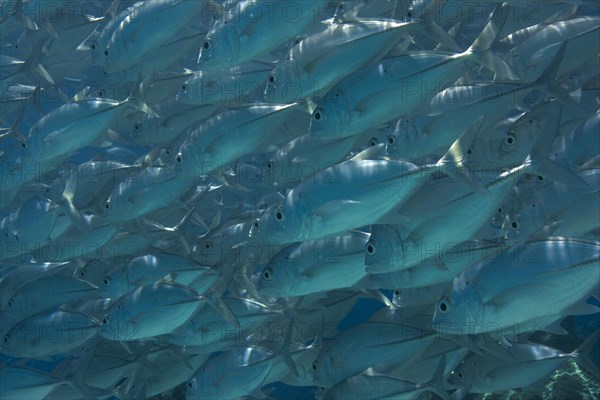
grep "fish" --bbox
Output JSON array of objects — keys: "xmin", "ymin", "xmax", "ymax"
[
  {"xmin": 100, "ymin": 282, "xmax": 205, "ymax": 341},
  {"xmin": 176, "ymin": 103, "xmax": 298, "ymax": 177},
  {"xmin": 308, "ymin": 3, "xmax": 518, "ymax": 139},
  {"xmin": 185, "ymin": 345, "xmax": 275, "ymax": 399},
  {"xmin": 432, "ymin": 238, "xmax": 600, "ymax": 336},
  {"xmin": 102, "ymin": 0, "xmax": 213, "ymax": 74},
  {"xmin": 448, "ymin": 331, "xmax": 600, "ymax": 399},
  {"xmin": 197, "ymin": 0, "xmax": 327, "ymax": 69},
  {"xmin": 258, "ymin": 231, "xmax": 370, "ymax": 297},
  {"xmin": 1, "ymin": 1, "xmax": 598, "ymax": 399},
  {"xmin": 2, "ymin": 309, "xmax": 100, "ymax": 358},
  {"xmin": 264, "ymin": 18, "xmax": 418, "ymax": 103}
]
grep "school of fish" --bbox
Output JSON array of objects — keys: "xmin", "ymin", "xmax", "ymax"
[{"xmin": 0, "ymin": 0, "xmax": 599, "ymax": 399}]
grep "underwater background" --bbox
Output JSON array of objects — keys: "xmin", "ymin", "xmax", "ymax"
[{"xmin": 1, "ymin": 1, "xmax": 599, "ymax": 399}]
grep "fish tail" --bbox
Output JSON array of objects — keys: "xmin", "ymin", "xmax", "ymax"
[
  {"xmin": 22, "ymin": 38, "xmax": 56, "ymax": 85},
  {"xmin": 573, "ymin": 329, "xmax": 600, "ymax": 380},
  {"xmin": 425, "ymin": 354, "xmax": 452, "ymax": 400},
  {"xmin": 468, "ymin": 3, "xmax": 519, "ymax": 81},
  {"xmin": 436, "ymin": 116, "xmax": 490, "ymax": 195},
  {"xmin": 124, "ymin": 67, "xmax": 160, "ymax": 117},
  {"xmin": 525, "ymin": 104, "xmax": 588, "ymax": 187},
  {"xmin": 534, "ymin": 40, "xmax": 580, "ymax": 108},
  {"xmin": 11, "ymin": 0, "xmax": 38, "ymax": 31}
]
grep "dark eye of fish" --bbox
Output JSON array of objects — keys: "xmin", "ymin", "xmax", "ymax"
[
  {"xmin": 366, "ymin": 242, "xmax": 376, "ymax": 255},
  {"xmin": 263, "ymin": 270, "xmax": 271, "ymax": 280}
]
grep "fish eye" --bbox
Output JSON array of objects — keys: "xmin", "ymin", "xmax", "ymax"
[
  {"xmin": 79, "ymin": 270, "xmax": 86, "ymax": 277},
  {"xmin": 134, "ymin": 122, "xmax": 141, "ymax": 130},
  {"xmin": 467, "ymin": 148, "xmax": 473, "ymax": 155},
  {"xmin": 7, "ymin": 299, "xmax": 13, "ymax": 307},
  {"xmin": 176, "ymin": 154, "xmax": 183, "ymax": 163},
  {"xmin": 164, "ymin": 148, "xmax": 171, "ymax": 156},
  {"xmin": 505, "ymin": 134, "xmax": 516, "ymax": 146},
  {"xmin": 511, "ymin": 220, "xmax": 519, "ymax": 230},
  {"xmin": 102, "ymin": 277, "xmax": 111, "ymax": 287},
  {"xmin": 203, "ymin": 40, "xmax": 210, "ymax": 50},
  {"xmin": 91, "ymin": 43, "xmax": 96, "ymax": 50},
  {"xmin": 369, "ymin": 138, "xmax": 378, "ymax": 146},
  {"xmin": 253, "ymin": 221, "xmax": 259, "ymax": 228},
  {"xmin": 98, "ymin": 89, "xmax": 104, "ymax": 97},
  {"xmin": 366, "ymin": 242, "xmax": 376, "ymax": 255},
  {"xmin": 387, "ymin": 135, "xmax": 395, "ymax": 145},
  {"xmin": 262, "ymin": 268, "xmax": 272, "ymax": 280},
  {"xmin": 102, "ymin": 318, "xmax": 108, "ymax": 325},
  {"xmin": 313, "ymin": 108, "xmax": 323, "ymax": 121},
  {"xmin": 312, "ymin": 361, "xmax": 319, "ymax": 371},
  {"xmin": 104, "ymin": 49, "xmax": 109, "ymax": 56},
  {"xmin": 407, "ymin": 10, "xmax": 413, "ymax": 18},
  {"xmin": 267, "ymin": 161, "xmax": 273, "ymax": 169},
  {"xmin": 187, "ymin": 382, "xmax": 193, "ymax": 388},
  {"xmin": 458, "ymin": 372, "xmax": 463, "ymax": 378},
  {"xmin": 268, "ymin": 75, "xmax": 275, "ymax": 83},
  {"xmin": 182, "ymin": 83, "xmax": 187, "ymax": 91},
  {"xmin": 21, "ymin": 141, "xmax": 26, "ymax": 149},
  {"xmin": 3, "ymin": 334, "xmax": 10, "ymax": 343},
  {"xmin": 204, "ymin": 242, "xmax": 212, "ymax": 249},
  {"xmin": 393, "ymin": 289, "xmax": 400, "ymax": 296},
  {"xmin": 438, "ymin": 297, "xmax": 450, "ymax": 314},
  {"xmin": 105, "ymin": 202, "xmax": 110, "ymax": 209},
  {"xmin": 275, "ymin": 210, "xmax": 284, "ymax": 221},
  {"xmin": 537, "ymin": 175, "xmax": 544, "ymax": 182}
]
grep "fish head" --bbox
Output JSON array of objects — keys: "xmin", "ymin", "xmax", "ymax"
[
  {"xmin": 193, "ymin": 235, "xmax": 223, "ymax": 266},
  {"xmin": 392, "ymin": 116, "xmax": 422, "ymax": 157},
  {"xmin": 364, "ymin": 224, "xmax": 404, "ymax": 269},
  {"xmin": 309, "ymin": 88, "xmax": 351, "ymax": 139},
  {"xmin": 311, "ymin": 345, "xmax": 337, "ymax": 389},
  {"xmin": 249, "ymin": 199, "xmax": 303, "ymax": 245},
  {"xmin": 174, "ymin": 139, "xmax": 202, "ymax": 176},
  {"xmin": 100, "ymin": 300, "xmax": 136, "ymax": 342},
  {"xmin": 19, "ymin": 133, "xmax": 40, "ymax": 163},
  {"xmin": 3, "ymin": 292, "xmax": 26, "ymax": 322},
  {"xmin": 1, "ymin": 324, "xmax": 23, "ymax": 356},
  {"xmin": 257, "ymin": 263, "xmax": 284, "ymax": 298},
  {"xmin": 264, "ymin": 58, "xmax": 301, "ymax": 103},
  {"xmin": 185, "ymin": 367, "xmax": 209, "ymax": 399},
  {"xmin": 197, "ymin": 21, "xmax": 240, "ymax": 69},
  {"xmin": 506, "ymin": 47, "xmax": 527, "ymax": 80},
  {"xmin": 102, "ymin": 41, "xmax": 124, "ymax": 75},
  {"xmin": 432, "ymin": 273, "xmax": 484, "ymax": 335},
  {"xmin": 176, "ymin": 74, "xmax": 201, "ymax": 104},
  {"xmin": 102, "ymin": 191, "xmax": 125, "ymax": 224},
  {"xmin": 447, "ymin": 358, "xmax": 477, "ymax": 394},
  {"xmin": 98, "ymin": 267, "xmax": 129, "ymax": 299},
  {"xmin": 260, "ymin": 154, "xmax": 298, "ymax": 188}
]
